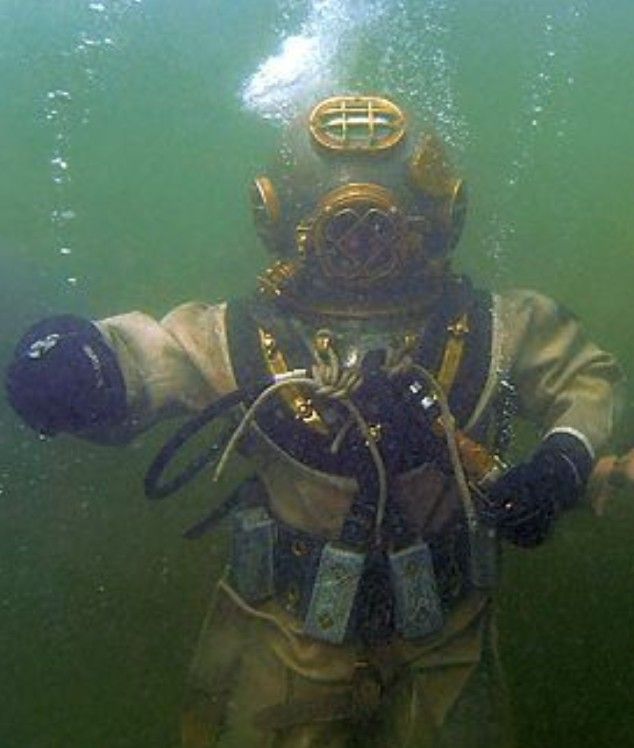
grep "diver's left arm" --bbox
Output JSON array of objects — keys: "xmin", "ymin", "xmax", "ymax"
[
  {"xmin": 5, "ymin": 302, "xmax": 235, "ymax": 444},
  {"xmin": 479, "ymin": 289, "xmax": 626, "ymax": 546}
]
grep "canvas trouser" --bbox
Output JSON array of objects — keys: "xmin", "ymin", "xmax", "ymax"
[{"xmin": 181, "ymin": 579, "xmax": 516, "ymax": 748}]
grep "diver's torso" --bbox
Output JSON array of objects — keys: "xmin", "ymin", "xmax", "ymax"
[{"xmin": 225, "ymin": 277, "xmax": 503, "ymax": 541}]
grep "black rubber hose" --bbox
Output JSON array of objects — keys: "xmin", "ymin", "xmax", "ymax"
[{"xmin": 144, "ymin": 388, "xmax": 247, "ymax": 500}]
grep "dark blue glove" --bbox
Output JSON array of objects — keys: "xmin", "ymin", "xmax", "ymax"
[
  {"xmin": 5, "ymin": 315, "xmax": 127, "ymax": 436},
  {"xmin": 478, "ymin": 432, "xmax": 593, "ymax": 547}
]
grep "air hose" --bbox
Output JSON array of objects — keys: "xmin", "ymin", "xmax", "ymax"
[{"xmin": 144, "ymin": 371, "xmax": 307, "ymax": 500}]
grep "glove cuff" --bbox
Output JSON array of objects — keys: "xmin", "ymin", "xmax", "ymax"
[
  {"xmin": 540, "ymin": 430, "xmax": 594, "ymax": 483},
  {"xmin": 537, "ymin": 430, "xmax": 594, "ymax": 510}
]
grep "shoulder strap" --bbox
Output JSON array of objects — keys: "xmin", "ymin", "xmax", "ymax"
[
  {"xmin": 225, "ymin": 296, "xmax": 269, "ymax": 393},
  {"xmin": 414, "ymin": 278, "xmax": 493, "ymax": 428}
]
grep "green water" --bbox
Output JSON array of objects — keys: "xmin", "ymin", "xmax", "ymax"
[{"xmin": 1, "ymin": 1, "xmax": 633, "ymax": 746}]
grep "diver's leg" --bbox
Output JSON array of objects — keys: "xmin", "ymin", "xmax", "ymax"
[
  {"xmin": 181, "ymin": 588, "xmax": 245, "ymax": 748},
  {"xmin": 374, "ymin": 605, "xmax": 516, "ymax": 748},
  {"xmin": 437, "ymin": 611, "xmax": 516, "ymax": 748},
  {"xmin": 223, "ymin": 651, "xmax": 353, "ymax": 748},
  {"xmin": 374, "ymin": 658, "xmax": 514, "ymax": 748},
  {"xmin": 181, "ymin": 588, "xmax": 354, "ymax": 748},
  {"xmin": 415, "ymin": 638, "xmax": 515, "ymax": 748}
]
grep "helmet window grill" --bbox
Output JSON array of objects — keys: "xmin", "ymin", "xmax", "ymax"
[
  {"xmin": 309, "ymin": 96, "xmax": 406, "ymax": 152},
  {"xmin": 302, "ymin": 182, "xmax": 411, "ymax": 288}
]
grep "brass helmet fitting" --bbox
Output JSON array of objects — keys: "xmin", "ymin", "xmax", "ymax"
[{"xmin": 250, "ymin": 95, "xmax": 467, "ymax": 305}]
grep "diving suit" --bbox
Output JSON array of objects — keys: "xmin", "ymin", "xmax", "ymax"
[{"xmin": 5, "ymin": 96, "xmax": 624, "ymax": 747}]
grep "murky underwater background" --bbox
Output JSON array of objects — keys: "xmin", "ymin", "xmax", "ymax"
[{"xmin": 1, "ymin": 0, "xmax": 633, "ymax": 745}]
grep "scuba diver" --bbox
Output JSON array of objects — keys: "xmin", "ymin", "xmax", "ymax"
[{"xmin": 5, "ymin": 95, "xmax": 625, "ymax": 747}]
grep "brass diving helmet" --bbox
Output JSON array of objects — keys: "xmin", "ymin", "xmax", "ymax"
[{"xmin": 250, "ymin": 95, "xmax": 467, "ymax": 316}]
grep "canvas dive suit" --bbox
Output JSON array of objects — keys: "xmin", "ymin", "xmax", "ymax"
[{"xmin": 84, "ymin": 279, "xmax": 620, "ymax": 747}]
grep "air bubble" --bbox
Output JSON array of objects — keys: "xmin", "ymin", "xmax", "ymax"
[
  {"xmin": 51, "ymin": 207, "xmax": 77, "ymax": 223},
  {"xmin": 47, "ymin": 89, "xmax": 72, "ymax": 102}
]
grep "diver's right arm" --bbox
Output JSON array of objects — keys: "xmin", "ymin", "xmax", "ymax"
[{"xmin": 5, "ymin": 302, "xmax": 235, "ymax": 443}]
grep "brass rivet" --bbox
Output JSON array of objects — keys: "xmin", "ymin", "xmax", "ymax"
[
  {"xmin": 295, "ymin": 398, "xmax": 314, "ymax": 420},
  {"xmin": 261, "ymin": 332, "xmax": 277, "ymax": 358},
  {"xmin": 447, "ymin": 317, "xmax": 470, "ymax": 337}
]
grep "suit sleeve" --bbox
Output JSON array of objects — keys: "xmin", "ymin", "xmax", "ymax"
[
  {"xmin": 93, "ymin": 301, "xmax": 236, "ymax": 440},
  {"xmin": 498, "ymin": 289, "xmax": 625, "ymax": 458}
]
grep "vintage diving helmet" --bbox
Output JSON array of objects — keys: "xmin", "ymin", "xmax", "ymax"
[{"xmin": 250, "ymin": 94, "xmax": 467, "ymax": 316}]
